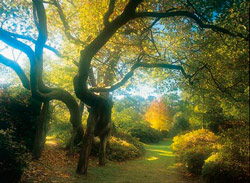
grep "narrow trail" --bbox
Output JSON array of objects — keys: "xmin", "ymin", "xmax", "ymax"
[{"xmin": 22, "ymin": 140, "xmax": 204, "ymax": 183}]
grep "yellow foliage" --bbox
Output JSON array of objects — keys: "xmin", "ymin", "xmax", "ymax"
[
  {"xmin": 144, "ymin": 97, "xmax": 173, "ymax": 131},
  {"xmin": 172, "ymin": 129, "xmax": 219, "ymax": 158}
]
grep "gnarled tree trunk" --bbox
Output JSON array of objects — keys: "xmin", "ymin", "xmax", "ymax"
[{"xmin": 76, "ymin": 95, "xmax": 113, "ymax": 174}]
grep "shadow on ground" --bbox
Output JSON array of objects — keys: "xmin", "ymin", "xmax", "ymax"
[{"xmin": 21, "ymin": 139, "xmax": 204, "ymax": 183}]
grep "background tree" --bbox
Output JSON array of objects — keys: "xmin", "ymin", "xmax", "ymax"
[{"xmin": 145, "ymin": 97, "xmax": 173, "ymax": 131}]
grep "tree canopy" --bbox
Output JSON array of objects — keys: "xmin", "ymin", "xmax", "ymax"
[{"xmin": 0, "ymin": 0, "xmax": 249, "ymax": 176}]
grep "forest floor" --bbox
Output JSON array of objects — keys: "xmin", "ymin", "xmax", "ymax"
[{"xmin": 21, "ymin": 138, "xmax": 204, "ymax": 183}]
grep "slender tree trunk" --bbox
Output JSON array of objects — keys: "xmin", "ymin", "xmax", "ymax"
[
  {"xmin": 32, "ymin": 101, "xmax": 49, "ymax": 159},
  {"xmin": 76, "ymin": 110, "xmax": 95, "ymax": 174},
  {"xmin": 68, "ymin": 101, "xmax": 85, "ymax": 154}
]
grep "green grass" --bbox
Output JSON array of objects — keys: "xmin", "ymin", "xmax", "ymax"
[{"xmin": 65, "ymin": 139, "xmax": 204, "ymax": 183}]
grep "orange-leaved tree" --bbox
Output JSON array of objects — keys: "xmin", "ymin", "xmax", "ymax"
[{"xmin": 145, "ymin": 97, "xmax": 173, "ymax": 131}]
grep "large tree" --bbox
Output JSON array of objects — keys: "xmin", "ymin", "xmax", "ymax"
[
  {"xmin": 0, "ymin": 0, "xmax": 84, "ymax": 158},
  {"xmin": 0, "ymin": 0, "xmax": 248, "ymax": 174}
]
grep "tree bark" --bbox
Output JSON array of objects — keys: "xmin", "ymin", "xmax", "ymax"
[
  {"xmin": 76, "ymin": 109, "xmax": 95, "ymax": 174},
  {"xmin": 0, "ymin": 1, "xmax": 84, "ymax": 157},
  {"xmin": 76, "ymin": 96, "xmax": 113, "ymax": 174},
  {"xmin": 32, "ymin": 101, "xmax": 49, "ymax": 159}
]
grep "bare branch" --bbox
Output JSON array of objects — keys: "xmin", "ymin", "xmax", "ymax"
[
  {"xmin": 142, "ymin": 17, "xmax": 160, "ymax": 34},
  {"xmin": 103, "ymin": 0, "xmax": 116, "ymax": 27},
  {"xmin": 134, "ymin": 11, "xmax": 249, "ymax": 41},
  {"xmin": 140, "ymin": 7, "xmax": 178, "ymax": 35},
  {"xmin": 0, "ymin": 54, "xmax": 30, "ymax": 90},
  {"xmin": 190, "ymin": 63, "xmax": 207, "ymax": 78},
  {"xmin": 204, "ymin": 65, "xmax": 239, "ymax": 101},
  {"xmin": 89, "ymin": 62, "xmax": 190, "ymax": 93},
  {"xmin": 52, "ymin": 0, "xmax": 88, "ymax": 45},
  {"xmin": 32, "ymin": 2, "xmax": 39, "ymax": 28},
  {"xmin": 73, "ymin": 60, "xmax": 79, "ymax": 67},
  {"xmin": 149, "ymin": 30, "xmax": 161, "ymax": 57},
  {"xmin": 32, "ymin": 0, "xmax": 52, "ymax": 93},
  {"xmin": 205, "ymin": 65, "xmax": 225, "ymax": 93}
]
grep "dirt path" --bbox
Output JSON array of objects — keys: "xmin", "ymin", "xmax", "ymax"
[{"xmin": 22, "ymin": 140, "xmax": 204, "ymax": 183}]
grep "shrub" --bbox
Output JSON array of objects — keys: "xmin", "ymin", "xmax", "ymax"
[
  {"xmin": 0, "ymin": 89, "xmax": 40, "ymax": 182},
  {"xmin": 202, "ymin": 153, "xmax": 249, "ymax": 183},
  {"xmin": 172, "ymin": 129, "xmax": 218, "ymax": 175},
  {"xmin": 0, "ymin": 129, "xmax": 30, "ymax": 183},
  {"xmin": 185, "ymin": 150, "xmax": 206, "ymax": 175},
  {"xmin": 116, "ymin": 121, "xmax": 163, "ymax": 144},
  {"xmin": 0, "ymin": 90, "xmax": 40, "ymax": 150},
  {"xmin": 202, "ymin": 126, "xmax": 250, "ymax": 183},
  {"xmin": 106, "ymin": 136, "xmax": 144, "ymax": 161},
  {"xmin": 91, "ymin": 131, "xmax": 145, "ymax": 161},
  {"xmin": 114, "ymin": 130, "xmax": 145, "ymax": 154},
  {"xmin": 128, "ymin": 124, "xmax": 163, "ymax": 143}
]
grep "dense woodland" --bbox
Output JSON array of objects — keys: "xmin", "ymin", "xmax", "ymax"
[{"xmin": 0, "ymin": 0, "xmax": 249, "ymax": 183}]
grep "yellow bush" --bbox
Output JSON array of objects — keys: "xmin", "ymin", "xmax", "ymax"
[
  {"xmin": 172, "ymin": 129, "xmax": 218, "ymax": 174},
  {"xmin": 106, "ymin": 136, "xmax": 144, "ymax": 161}
]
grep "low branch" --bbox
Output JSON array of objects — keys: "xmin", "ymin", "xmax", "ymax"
[
  {"xmin": 90, "ymin": 62, "xmax": 190, "ymax": 93},
  {"xmin": 0, "ymin": 54, "xmax": 30, "ymax": 90},
  {"xmin": 0, "ymin": 1, "xmax": 83, "ymax": 154},
  {"xmin": 1, "ymin": 29, "xmax": 60, "ymax": 55},
  {"xmin": 134, "ymin": 11, "xmax": 249, "ymax": 41}
]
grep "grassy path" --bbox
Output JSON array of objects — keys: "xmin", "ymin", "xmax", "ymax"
[
  {"xmin": 71, "ymin": 140, "xmax": 203, "ymax": 183},
  {"xmin": 22, "ymin": 140, "xmax": 203, "ymax": 183}
]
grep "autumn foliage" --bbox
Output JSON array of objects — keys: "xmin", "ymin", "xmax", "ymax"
[
  {"xmin": 172, "ymin": 129, "xmax": 218, "ymax": 175},
  {"xmin": 144, "ymin": 98, "xmax": 173, "ymax": 131}
]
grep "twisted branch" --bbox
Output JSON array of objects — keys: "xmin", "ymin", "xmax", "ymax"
[
  {"xmin": 0, "ymin": 54, "xmax": 30, "ymax": 90},
  {"xmin": 6, "ymin": 31, "xmax": 61, "ymax": 56},
  {"xmin": 90, "ymin": 62, "xmax": 190, "ymax": 93}
]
